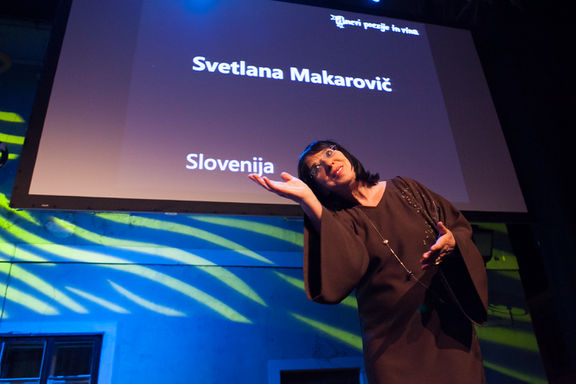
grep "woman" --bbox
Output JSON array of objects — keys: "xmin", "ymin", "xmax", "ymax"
[{"xmin": 249, "ymin": 140, "xmax": 488, "ymax": 383}]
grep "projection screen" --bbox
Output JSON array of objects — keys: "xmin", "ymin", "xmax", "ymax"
[{"xmin": 11, "ymin": 0, "xmax": 527, "ymax": 217}]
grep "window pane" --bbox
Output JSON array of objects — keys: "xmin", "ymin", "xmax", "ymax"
[
  {"xmin": 51, "ymin": 342, "xmax": 93, "ymax": 377},
  {"xmin": 281, "ymin": 368, "xmax": 360, "ymax": 384},
  {"xmin": 0, "ymin": 342, "xmax": 44, "ymax": 379}
]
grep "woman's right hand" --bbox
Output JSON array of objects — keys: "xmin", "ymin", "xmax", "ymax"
[
  {"xmin": 248, "ymin": 172, "xmax": 312, "ymax": 204},
  {"xmin": 249, "ymin": 172, "xmax": 323, "ymax": 229}
]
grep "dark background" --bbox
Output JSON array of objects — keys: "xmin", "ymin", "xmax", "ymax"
[{"xmin": 1, "ymin": 0, "xmax": 574, "ymax": 382}]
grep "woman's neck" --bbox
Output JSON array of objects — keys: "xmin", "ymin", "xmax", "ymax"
[{"xmin": 348, "ymin": 181, "xmax": 386, "ymax": 207}]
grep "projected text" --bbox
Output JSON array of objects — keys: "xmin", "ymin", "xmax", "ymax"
[
  {"xmin": 186, "ymin": 153, "xmax": 275, "ymax": 176},
  {"xmin": 192, "ymin": 56, "xmax": 393, "ymax": 93}
]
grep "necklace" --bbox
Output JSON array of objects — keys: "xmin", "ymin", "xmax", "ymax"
[{"xmin": 359, "ymin": 210, "xmax": 431, "ymax": 291}]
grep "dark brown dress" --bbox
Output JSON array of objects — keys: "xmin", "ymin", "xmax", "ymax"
[{"xmin": 303, "ymin": 177, "xmax": 488, "ymax": 384}]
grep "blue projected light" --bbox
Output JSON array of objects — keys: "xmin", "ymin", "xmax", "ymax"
[{"xmin": 185, "ymin": 0, "xmax": 220, "ymax": 12}]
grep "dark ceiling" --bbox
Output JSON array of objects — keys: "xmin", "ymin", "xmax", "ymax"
[
  {"xmin": 0, "ymin": 1, "xmax": 61, "ymax": 23},
  {"xmin": 0, "ymin": 0, "xmax": 538, "ymax": 27}
]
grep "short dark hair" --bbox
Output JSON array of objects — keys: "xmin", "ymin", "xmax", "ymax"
[{"xmin": 297, "ymin": 140, "xmax": 380, "ymax": 209}]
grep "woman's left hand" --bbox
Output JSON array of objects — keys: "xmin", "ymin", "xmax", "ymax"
[{"xmin": 421, "ymin": 221, "xmax": 456, "ymax": 269}]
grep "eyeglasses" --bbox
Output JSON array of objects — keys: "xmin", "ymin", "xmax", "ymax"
[{"xmin": 309, "ymin": 145, "xmax": 337, "ymax": 177}]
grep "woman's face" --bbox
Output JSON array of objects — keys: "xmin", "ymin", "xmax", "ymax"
[{"xmin": 304, "ymin": 146, "xmax": 356, "ymax": 192}]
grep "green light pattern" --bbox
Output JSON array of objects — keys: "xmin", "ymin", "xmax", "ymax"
[
  {"xmin": 476, "ymin": 326, "xmax": 540, "ymax": 352},
  {"xmin": 0, "ymin": 133, "xmax": 24, "ymax": 144},
  {"xmin": 0, "ymin": 283, "xmax": 59, "ymax": 316},
  {"xmin": 0, "ymin": 111, "xmax": 25, "ymax": 123},
  {"xmin": 0, "ymin": 215, "xmax": 55, "ymax": 249},
  {"xmin": 474, "ymin": 223, "xmax": 508, "ymax": 234},
  {"xmin": 1, "ymin": 212, "xmax": 254, "ymax": 322},
  {"xmin": 109, "ymin": 281, "xmax": 186, "ymax": 317},
  {"xmin": 103, "ymin": 264, "xmax": 252, "ymax": 323},
  {"xmin": 494, "ymin": 270, "xmax": 521, "ymax": 281},
  {"xmin": 274, "ymin": 271, "xmax": 305, "ymax": 291},
  {"xmin": 1, "ymin": 248, "xmax": 54, "ymax": 264},
  {"xmin": 274, "ymin": 271, "xmax": 357, "ymax": 309},
  {"xmin": 483, "ymin": 360, "xmax": 547, "ymax": 384},
  {"xmin": 274, "ymin": 271, "xmax": 304, "ymax": 290},
  {"xmin": 486, "ymin": 249, "xmax": 519, "ymax": 270},
  {"xmin": 96, "ymin": 213, "xmax": 274, "ymax": 264},
  {"xmin": 1, "ymin": 263, "xmax": 88, "ymax": 313},
  {"xmin": 0, "ymin": 232, "xmax": 53, "ymax": 264},
  {"xmin": 291, "ymin": 313, "xmax": 362, "ymax": 351},
  {"xmin": 197, "ymin": 265, "xmax": 267, "ymax": 307},
  {"xmin": 191, "ymin": 216, "xmax": 303, "ymax": 246},
  {"xmin": 340, "ymin": 296, "xmax": 358, "ymax": 309},
  {"xmin": 30, "ymin": 243, "xmax": 253, "ymax": 323},
  {"xmin": 0, "ymin": 195, "xmax": 39, "ymax": 225},
  {"xmin": 54, "ymin": 218, "xmax": 267, "ymax": 307},
  {"xmin": 66, "ymin": 286, "xmax": 130, "ymax": 314},
  {"xmin": 0, "ymin": 242, "xmax": 15, "ymax": 260},
  {"xmin": 0, "ymin": 236, "xmax": 52, "ymax": 263},
  {"xmin": 488, "ymin": 304, "xmax": 532, "ymax": 323}
]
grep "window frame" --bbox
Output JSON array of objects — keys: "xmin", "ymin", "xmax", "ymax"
[
  {"xmin": 0, "ymin": 335, "xmax": 102, "ymax": 384},
  {"xmin": 280, "ymin": 367, "xmax": 362, "ymax": 384},
  {"xmin": 268, "ymin": 357, "xmax": 367, "ymax": 384}
]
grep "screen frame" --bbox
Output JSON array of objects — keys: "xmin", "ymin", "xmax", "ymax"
[{"xmin": 9, "ymin": 0, "xmax": 530, "ymax": 222}]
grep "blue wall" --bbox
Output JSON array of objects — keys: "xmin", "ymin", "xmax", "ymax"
[{"xmin": 0, "ymin": 209, "xmax": 365, "ymax": 383}]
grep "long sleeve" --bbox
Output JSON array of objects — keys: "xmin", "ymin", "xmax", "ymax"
[
  {"xmin": 396, "ymin": 177, "xmax": 488, "ymax": 325},
  {"xmin": 439, "ymin": 202, "xmax": 489, "ymax": 325},
  {"xmin": 303, "ymin": 207, "xmax": 370, "ymax": 304}
]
